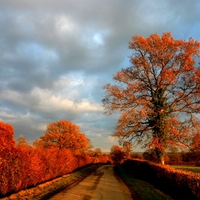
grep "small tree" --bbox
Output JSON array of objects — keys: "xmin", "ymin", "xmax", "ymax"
[
  {"xmin": 103, "ymin": 32, "xmax": 200, "ymax": 164},
  {"xmin": 110, "ymin": 145, "xmax": 125, "ymax": 164}
]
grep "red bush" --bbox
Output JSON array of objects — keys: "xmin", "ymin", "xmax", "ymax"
[{"xmin": 0, "ymin": 121, "xmax": 109, "ymax": 197}]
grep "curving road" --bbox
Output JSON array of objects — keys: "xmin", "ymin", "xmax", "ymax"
[{"xmin": 48, "ymin": 165, "xmax": 133, "ymax": 200}]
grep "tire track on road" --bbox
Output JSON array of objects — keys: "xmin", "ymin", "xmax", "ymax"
[{"xmin": 48, "ymin": 165, "xmax": 133, "ymax": 200}]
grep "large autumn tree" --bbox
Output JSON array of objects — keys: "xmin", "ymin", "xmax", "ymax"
[
  {"xmin": 103, "ymin": 32, "xmax": 200, "ymax": 164},
  {"xmin": 34, "ymin": 120, "xmax": 88, "ymax": 154}
]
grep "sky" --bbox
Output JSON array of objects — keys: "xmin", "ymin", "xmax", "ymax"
[{"xmin": 0, "ymin": 0, "xmax": 200, "ymax": 152}]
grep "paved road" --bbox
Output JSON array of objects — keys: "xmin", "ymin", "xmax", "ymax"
[{"xmin": 48, "ymin": 165, "xmax": 133, "ymax": 200}]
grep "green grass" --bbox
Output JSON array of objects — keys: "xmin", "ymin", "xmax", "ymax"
[
  {"xmin": 171, "ymin": 165, "xmax": 200, "ymax": 174},
  {"xmin": 116, "ymin": 165, "xmax": 173, "ymax": 200}
]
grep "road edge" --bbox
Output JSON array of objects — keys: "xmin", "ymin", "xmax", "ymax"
[{"xmin": 114, "ymin": 165, "xmax": 141, "ymax": 200}]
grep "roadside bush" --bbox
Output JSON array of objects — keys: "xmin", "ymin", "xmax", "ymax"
[
  {"xmin": 0, "ymin": 121, "xmax": 109, "ymax": 198},
  {"xmin": 0, "ymin": 146, "xmax": 78, "ymax": 196},
  {"xmin": 122, "ymin": 159, "xmax": 200, "ymax": 200}
]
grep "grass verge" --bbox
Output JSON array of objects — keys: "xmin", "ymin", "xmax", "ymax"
[
  {"xmin": 170, "ymin": 165, "xmax": 200, "ymax": 174},
  {"xmin": 1, "ymin": 164, "xmax": 101, "ymax": 200},
  {"xmin": 115, "ymin": 165, "xmax": 174, "ymax": 200}
]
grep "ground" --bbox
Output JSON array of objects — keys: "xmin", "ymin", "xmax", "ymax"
[{"xmin": 48, "ymin": 165, "xmax": 133, "ymax": 200}]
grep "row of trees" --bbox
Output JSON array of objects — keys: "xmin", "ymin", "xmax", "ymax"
[
  {"xmin": 0, "ymin": 120, "xmax": 109, "ymax": 197},
  {"xmin": 103, "ymin": 32, "xmax": 200, "ymax": 164},
  {"xmin": 142, "ymin": 149, "xmax": 200, "ymax": 165},
  {"xmin": 109, "ymin": 145, "xmax": 200, "ymax": 166}
]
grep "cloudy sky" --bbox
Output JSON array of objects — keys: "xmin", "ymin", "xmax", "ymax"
[{"xmin": 0, "ymin": 0, "xmax": 200, "ymax": 151}]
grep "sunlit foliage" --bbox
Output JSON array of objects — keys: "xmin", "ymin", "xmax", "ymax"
[
  {"xmin": 0, "ymin": 120, "xmax": 109, "ymax": 197},
  {"xmin": 34, "ymin": 120, "xmax": 88, "ymax": 155},
  {"xmin": 103, "ymin": 32, "xmax": 200, "ymax": 164}
]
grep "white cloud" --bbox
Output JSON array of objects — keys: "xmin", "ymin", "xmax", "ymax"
[
  {"xmin": 0, "ymin": 110, "xmax": 16, "ymax": 120},
  {"xmin": 1, "ymin": 0, "xmax": 200, "ymax": 151},
  {"xmin": 0, "ymin": 86, "xmax": 102, "ymax": 114},
  {"xmin": 55, "ymin": 15, "xmax": 77, "ymax": 35},
  {"xmin": 75, "ymin": 99, "xmax": 103, "ymax": 112},
  {"xmin": 1, "ymin": 90, "xmax": 25, "ymax": 106},
  {"xmin": 107, "ymin": 136, "xmax": 118, "ymax": 143}
]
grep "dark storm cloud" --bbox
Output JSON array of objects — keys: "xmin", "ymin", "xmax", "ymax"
[{"xmin": 0, "ymin": 0, "xmax": 200, "ymax": 151}]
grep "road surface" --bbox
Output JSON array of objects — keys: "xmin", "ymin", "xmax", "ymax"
[{"xmin": 48, "ymin": 165, "xmax": 133, "ymax": 200}]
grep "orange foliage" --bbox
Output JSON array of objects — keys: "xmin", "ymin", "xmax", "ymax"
[
  {"xmin": 34, "ymin": 120, "xmax": 88, "ymax": 154},
  {"xmin": 0, "ymin": 121, "xmax": 15, "ymax": 149},
  {"xmin": 0, "ymin": 121, "xmax": 109, "ymax": 197},
  {"xmin": 110, "ymin": 145, "xmax": 126, "ymax": 164},
  {"xmin": 88, "ymin": 148, "xmax": 110, "ymax": 163},
  {"xmin": 103, "ymin": 32, "xmax": 200, "ymax": 164}
]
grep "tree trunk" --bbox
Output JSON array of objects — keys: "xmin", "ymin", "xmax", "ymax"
[{"xmin": 160, "ymin": 155, "xmax": 165, "ymax": 165}]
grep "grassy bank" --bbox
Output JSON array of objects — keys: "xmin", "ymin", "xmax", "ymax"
[
  {"xmin": 171, "ymin": 165, "xmax": 200, "ymax": 174},
  {"xmin": 1, "ymin": 164, "xmax": 100, "ymax": 200},
  {"xmin": 115, "ymin": 165, "xmax": 173, "ymax": 200}
]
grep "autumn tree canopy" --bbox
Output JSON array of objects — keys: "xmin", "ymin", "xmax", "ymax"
[
  {"xmin": 34, "ymin": 120, "xmax": 88, "ymax": 154},
  {"xmin": 0, "ymin": 121, "xmax": 15, "ymax": 150},
  {"xmin": 103, "ymin": 32, "xmax": 200, "ymax": 164}
]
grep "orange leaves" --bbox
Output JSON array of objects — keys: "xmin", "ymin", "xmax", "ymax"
[
  {"xmin": 160, "ymin": 69, "xmax": 175, "ymax": 84},
  {"xmin": 149, "ymin": 138, "xmax": 166, "ymax": 153},
  {"xmin": 110, "ymin": 143, "xmax": 132, "ymax": 164},
  {"xmin": 114, "ymin": 71, "xmax": 125, "ymax": 82},
  {"xmin": 130, "ymin": 32, "xmax": 200, "ymax": 85},
  {"xmin": 36, "ymin": 120, "xmax": 89, "ymax": 154},
  {"xmin": 103, "ymin": 32, "xmax": 200, "ymax": 163},
  {"xmin": 110, "ymin": 145, "xmax": 126, "ymax": 164},
  {"xmin": 129, "ymin": 35, "xmax": 149, "ymax": 51},
  {"xmin": 161, "ymin": 32, "xmax": 174, "ymax": 44},
  {"xmin": 139, "ymin": 108, "xmax": 148, "ymax": 117},
  {"xmin": 0, "ymin": 121, "xmax": 15, "ymax": 150},
  {"xmin": 169, "ymin": 117, "xmax": 179, "ymax": 125},
  {"xmin": 0, "ymin": 121, "xmax": 109, "ymax": 197}
]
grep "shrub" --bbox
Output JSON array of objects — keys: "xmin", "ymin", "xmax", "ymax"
[{"xmin": 122, "ymin": 159, "xmax": 200, "ymax": 200}]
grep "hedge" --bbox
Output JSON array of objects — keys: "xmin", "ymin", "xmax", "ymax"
[{"xmin": 122, "ymin": 159, "xmax": 200, "ymax": 200}]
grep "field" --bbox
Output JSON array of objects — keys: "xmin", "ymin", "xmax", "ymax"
[{"xmin": 171, "ymin": 165, "xmax": 200, "ymax": 174}]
